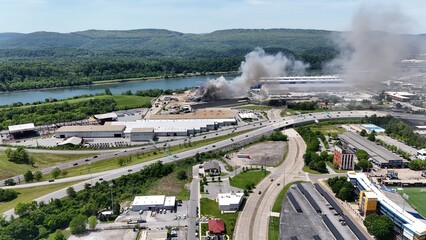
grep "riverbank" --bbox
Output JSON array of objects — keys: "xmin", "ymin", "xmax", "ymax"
[{"xmin": 92, "ymin": 71, "xmax": 238, "ymax": 85}]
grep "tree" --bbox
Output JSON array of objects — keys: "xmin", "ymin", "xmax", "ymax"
[
  {"xmin": 24, "ymin": 170, "xmax": 34, "ymax": 182},
  {"xmin": 408, "ymin": 159, "xmax": 425, "ymax": 170},
  {"xmin": 104, "ymin": 88, "xmax": 112, "ymax": 95},
  {"xmin": 52, "ymin": 167, "xmax": 61, "ymax": 179},
  {"xmin": 6, "ymin": 218, "xmax": 39, "ymax": 240},
  {"xmin": 338, "ymin": 187, "xmax": 353, "ymax": 201},
  {"xmin": 118, "ymin": 158, "xmax": 125, "ymax": 166},
  {"xmin": 48, "ymin": 229, "xmax": 65, "ymax": 240},
  {"xmin": 357, "ymin": 160, "xmax": 372, "ymax": 171},
  {"xmin": 88, "ymin": 216, "xmax": 97, "ymax": 230},
  {"xmin": 69, "ymin": 215, "xmax": 87, "ymax": 235},
  {"xmin": 367, "ymin": 131, "xmax": 376, "ymax": 142},
  {"xmin": 34, "ymin": 171, "xmax": 43, "ymax": 182},
  {"xmin": 360, "ymin": 129, "xmax": 367, "ymax": 137},
  {"xmin": 4, "ymin": 178, "xmax": 16, "ymax": 186},
  {"xmin": 0, "ymin": 188, "xmax": 18, "ymax": 202},
  {"xmin": 356, "ymin": 149, "xmax": 369, "ymax": 161},
  {"xmin": 368, "ymin": 215, "xmax": 394, "ymax": 240},
  {"xmin": 67, "ymin": 187, "xmax": 77, "ymax": 198},
  {"xmin": 176, "ymin": 170, "xmax": 188, "ymax": 180}
]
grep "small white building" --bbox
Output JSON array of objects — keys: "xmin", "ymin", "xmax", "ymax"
[
  {"xmin": 217, "ymin": 192, "xmax": 244, "ymax": 213},
  {"xmin": 131, "ymin": 195, "xmax": 176, "ymax": 211},
  {"xmin": 238, "ymin": 112, "xmax": 258, "ymax": 121},
  {"xmin": 417, "ymin": 149, "xmax": 426, "ymax": 160}
]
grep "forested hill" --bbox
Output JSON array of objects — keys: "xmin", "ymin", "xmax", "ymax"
[{"xmin": 0, "ymin": 28, "xmax": 335, "ymax": 57}]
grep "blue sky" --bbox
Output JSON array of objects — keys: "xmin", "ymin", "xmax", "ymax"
[{"xmin": 1, "ymin": 0, "xmax": 426, "ymax": 33}]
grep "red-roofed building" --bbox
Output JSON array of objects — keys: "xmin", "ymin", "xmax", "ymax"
[{"xmin": 208, "ymin": 219, "xmax": 225, "ymax": 234}]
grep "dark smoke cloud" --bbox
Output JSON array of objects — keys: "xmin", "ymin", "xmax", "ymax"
[
  {"xmin": 197, "ymin": 47, "xmax": 308, "ymax": 100},
  {"xmin": 328, "ymin": 5, "xmax": 413, "ymax": 88}
]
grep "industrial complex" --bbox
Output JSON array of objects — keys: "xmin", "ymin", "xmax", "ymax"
[{"xmin": 348, "ymin": 171, "xmax": 426, "ymax": 240}]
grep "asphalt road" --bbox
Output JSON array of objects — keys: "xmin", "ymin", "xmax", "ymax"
[
  {"xmin": 0, "ymin": 121, "xmax": 263, "ymax": 186},
  {"xmin": 234, "ymin": 128, "xmax": 308, "ymax": 240},
  {"xmin": 1, "ymin": 110, "xmax": 384, "ymax": 223}
]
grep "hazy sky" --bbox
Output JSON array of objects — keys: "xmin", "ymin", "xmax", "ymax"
[{"xmin": 1, "ymin": 0, "xmax": 425, "ymax": 33}]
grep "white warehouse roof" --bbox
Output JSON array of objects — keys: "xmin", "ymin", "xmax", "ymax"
[
  {"xmin": 132, "ymin": 195, "xmax": 167, "ymax": 206},
  {"xmin": 111, "ymin": 119, "xmax": 236, "ymax": 133},
  {"xmin": 217, "ymin": 192, "xmax": 244, "ymax": 206},
  {"xmin": 94, "ymin": 112, "xmax": 118, "ymax": 120},
  {"xmin": 8, "ymin": 123, "xmax": 35, "ymax": 133}
]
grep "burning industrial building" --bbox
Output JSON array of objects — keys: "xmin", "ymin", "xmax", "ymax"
[{"xmin": 195, "ymin": 47, "xmax": 309, "ymax": 101}]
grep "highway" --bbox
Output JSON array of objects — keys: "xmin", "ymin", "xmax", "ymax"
[
  {"xmin": 1, "ymin": 110, "xmax": 384, "ymax": 224},
  {"xmin": 0, "ymin": 120, "xmax": 263, "ymax": 186}
]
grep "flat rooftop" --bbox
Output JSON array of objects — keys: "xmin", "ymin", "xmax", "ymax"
[
  {"xmin": 340, "ymin": 132, "xmax": 404, "ymax": 164},
  {"xmin": 133, "ymin": 195, "xmax": 164, "ymax": 206},
  {"xmin": 148, "ymin": 108, "xmax": 235, "ymax": 120},
  {"xmin": 217, "ymin": 192, "xmax": 244, "ymax": 206},
  {"xmin": 112, "ymin": 118, "xmax": 236, "ymax": 133},
  {"xmin": 347, "ymin": 172, "xmax": 426, "ymax": 236},
  {"xmin": 56, "ymin": 125, "xmax": 125, "ymax": 133},
  {"xmin": 8, "ymin": 123, "xmax": 35, "ymax": 133}
]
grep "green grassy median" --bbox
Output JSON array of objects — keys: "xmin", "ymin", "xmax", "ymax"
[
  {"xmin": 0, "ymin": 180, "xmax": 83, "ymax": 213},
  {"xmin": 44, "ymin": 129, "xmax": 255, "ymax": 180}
]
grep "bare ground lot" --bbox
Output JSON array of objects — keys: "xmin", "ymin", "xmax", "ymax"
[
  {"xmin": 373, "ymin": 168, "xmax": 425, "ymax": 180},
  {"xmin": 226, "ymin": 141, "xmax": 287, "ymax": 167},
  {"xmin": 68, "ymin": 229, "xmax": 137, "ymax": 240}
]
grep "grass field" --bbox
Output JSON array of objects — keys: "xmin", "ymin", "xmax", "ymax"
[
  {"xmin": 396, "ymin": 187, "xmax": 426, "ymax": 218},
  {"xmin": 0, "ymin": 151, "xmax": 97, "ymax": 180},
  {"xmin": 309, "ymin": 124, "xmax": 346, "ymax": 135},
  {"xmin": 238, "ymin": 105, "xmax": 272, "ymax": 111},
  {"xmin": 44, "ymin": 129, "xmax": 254, "ymax": 180},
  {"xmin": 0, "ymin": 180, "xmax": 82, "ymax": 213},
  {"xmin": 268, "ymin": 216, "xmax": 280, "ymax": 240},
  {"xmin": 272, "ymin": 181, "xmax": 302, "ymax": 212},
  {"xmin": 200, "ymin": 198, "xmax": 238, "ymax": 236},
  {"xmin": 229, "ymin": 169, "xmax": 270, "ymax": 189},
  {"xmin": 280, "ymin": 108, "xmax": 329, "ymax": 117},
  {"xmin": 17, "ymin": 94, "xmax": 152, "ymax": 110},
  {"xmin": 145, "ymin": 164, "xmax": 192, "ymax": 200},
  {"xmin": 325, "ymin": 162, "xmax": 350, "ymax": 173}
]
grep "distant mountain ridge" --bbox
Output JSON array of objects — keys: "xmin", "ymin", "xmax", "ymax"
[{"xmin": 0, "ymin": 28, "xmax": 336, "ymax": 57}]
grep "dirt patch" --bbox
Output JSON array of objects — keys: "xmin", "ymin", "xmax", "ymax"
[
  {"xmin": 373, "ymin": 168, "xmax": 425, "ymax": 180},
  {"xmin": 68, "ymin": 229, "xmax": 137, "ymax": 240},
  {"xmin": 226, "ymin": 141, "xmax": 287, "ymax": 167}
]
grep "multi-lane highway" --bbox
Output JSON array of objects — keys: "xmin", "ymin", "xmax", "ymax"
[
  {"xmin": 1, "ymin": 110, "xmax": 385, "ymax": 232},
  {"xmin": 0, "ymin": 120, "xmax": 263, "ymax": 186}
]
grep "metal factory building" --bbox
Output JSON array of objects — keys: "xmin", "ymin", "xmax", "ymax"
[
  {"xmin": 339, "ymin": 132, "xmax": 408, "ymax": 168},
  {"xmin": 111, "ymin": 118, "xmax": 236, "ymax": 138},
  {"xmin": 131, "ymin": 195, "xmax": 176, "ymax": 211},
  {"xmin": 54, "ymin": 125, "xmax": 125, "ymax": 138}
]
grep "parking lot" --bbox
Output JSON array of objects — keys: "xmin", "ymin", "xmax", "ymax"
[
  {"xmin": 115, "ymin": 200, "xmax": 191, "ymax": 239},
  {"xmin": 280, "ymin": 183, "xmax": 357, "ymax": 240},
  {"xmin": 226, "ymin": 141, "xmax": 286, "ymax": 167}
]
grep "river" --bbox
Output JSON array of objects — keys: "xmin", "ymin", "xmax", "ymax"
[{"xmin": 0, "ymin": 75, "xmax": 225, "ymax": 106}]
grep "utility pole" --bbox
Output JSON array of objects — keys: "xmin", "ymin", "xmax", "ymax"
[{"xmin": 109, "ymin": 183, "xmax": 114, "ymax": 213}]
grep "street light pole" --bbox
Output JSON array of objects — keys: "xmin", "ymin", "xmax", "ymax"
[{"xmin": 109, "ymin": 183, "xmax": 114, "ymax": 213}]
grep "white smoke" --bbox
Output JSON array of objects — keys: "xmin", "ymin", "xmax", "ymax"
[
  {"xmin": 198, "ymin": 47, "xmax": 309, "ymax": 100},
  {"xmin": 328, "ymin": 5, "xmax": 413, "ymax": 88}
]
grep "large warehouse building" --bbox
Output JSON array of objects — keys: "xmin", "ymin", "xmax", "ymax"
[
  {"xmin": 339, "ymin": 132, "xmax": 408, "ymax": 168},
  {"xmin": 54, "ymin": 108, "xmax": 237, "ymax": 141},
  {"xmin": 54, "ymin": 125, "xmax": 125, "ymax": 138}
]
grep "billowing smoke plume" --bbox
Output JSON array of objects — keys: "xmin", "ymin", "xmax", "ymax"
[
  {"xmin": 197, "ymin": 47, "xmax": 309, "ymax": 100},
  {"xmin": 329, "ymin": 5, "xmax": 412, "ymax": 88}
]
